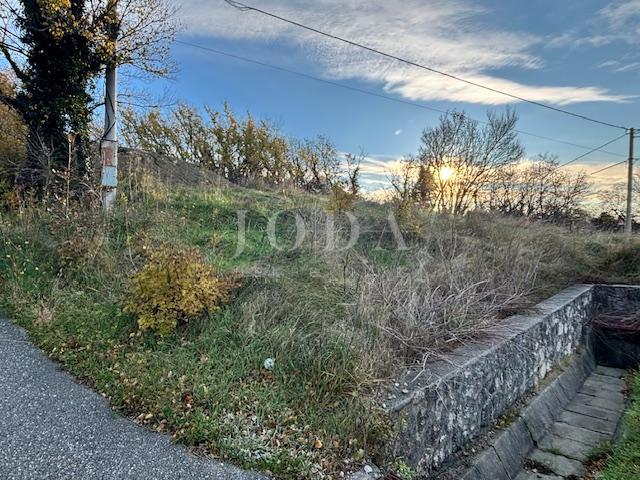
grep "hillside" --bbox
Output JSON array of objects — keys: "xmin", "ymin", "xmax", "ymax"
[{"xmin": 0, "ymin": 157, "xmax": 638, "ymax": 478}]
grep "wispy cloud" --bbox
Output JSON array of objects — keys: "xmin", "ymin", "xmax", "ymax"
[
  {"xmin": 597, "ymin": 60, "xmax": 640, "ymax": 73},
  {"xmin": 180, "ymin": 0, "xmax": 628, "ymax": 106},
  {"xmin": 549, "ymin": 1, "xmax": 640, "ymax": 52},
  {"xmin": 394, "ymin": 129, "xmax": 402, "ymax": 136},
  {"xmin": 600, "ymin": 0, "xmax": 640, "ymax": 32},
  {"xmin": 616, "ymin": 62, "xmax": 640, "ymax": 72},
  {"xmin": 598, "ymin": 60, "xmax": 621, "ymax": 69}
]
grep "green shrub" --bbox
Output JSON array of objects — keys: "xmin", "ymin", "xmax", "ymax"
[{"xmin": 124, "ymin": 244, "xmax": 235, "ymax": 335}]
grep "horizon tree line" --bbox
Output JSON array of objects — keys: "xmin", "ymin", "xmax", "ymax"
[{"xmin": 0, "ymin": 0, "xmax": 633, "ymax": 225}]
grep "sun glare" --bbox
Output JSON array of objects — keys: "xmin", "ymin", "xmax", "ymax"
[{"xmin": 439, "ymin": 166, "xmax": 456, "ymax": 182}]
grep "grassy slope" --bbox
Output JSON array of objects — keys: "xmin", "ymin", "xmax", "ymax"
[
  {"xmin": 1, "ymin": 182, "xmax": 639, "ymax": 479},
  {"xmin": 0, "ymin": 186, "xmax": 390, "ymax": 478},
  {"xmin": 600, "ymin": 373, "xmax": 640, "ymax": 480}
]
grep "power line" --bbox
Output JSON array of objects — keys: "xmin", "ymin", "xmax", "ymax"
[
  {"xmin": 176, "ymin": 40, "xmax": 449, "ymax": 115},
  {"xmin": 589, "ymin": 160, "xmax": 626, "ymax": 176},
  {"xmin": 511, "ymin": 132, "xmax": 623, "ymax": 158},
  {"xmin": 224, "ymin": 0, "xmax": 629, "ymax": 131},
  {"xmin": 177, "ymin": 39, "xmax": 627, "ymax": 159},
  {"xmin": 558, "ymin": 133, "xmax": 628, "ymax": 168}
]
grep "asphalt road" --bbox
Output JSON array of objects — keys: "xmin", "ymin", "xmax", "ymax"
[{"xmin": 0, "ymin": 317, "xmax": 265, "ymax": 480}]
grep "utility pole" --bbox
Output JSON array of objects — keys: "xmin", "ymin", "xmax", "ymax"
[
  {"xmin": 625, "ymin": 128, "xmax": 634, "ymax": 235},
  {"xmin": 101, "ymin": 0, "xmax": 118, "ymax": 210}
]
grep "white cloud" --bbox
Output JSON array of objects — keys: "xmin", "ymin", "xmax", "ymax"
[
  {"xmin": 550, "ymin": 1, "xmax": 640, "ymax": 52},
  {"xmin": 178, "ymin": 0, "xmax": 628, "ymax": 106},
  {"xmin": 394, "ymin": 129, "xmax": 403, "ymax": 136},
  {"xmin": 597, "ymin": 60, "xmax": 640, "ymax": 74},
  {"xmin": 598, "ymin": 60, "xmax": 620, "ymax": 69},
  {"xmin": 616, "ymin": 62, "xmax": 640, "ymax": 72},
  {"xmin": 548, "ymin": 32, "xmax": 615, "ymax": 49},
  {"xmin": 600, "ymin": 0, "xmax": 640, "ymax": 30}
]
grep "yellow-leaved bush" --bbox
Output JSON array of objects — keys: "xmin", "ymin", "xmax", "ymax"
[
  {"xmin": 124, "ymin": 245, "xmax": 235, "ymax": 336},
  {"xmin": 326, "ymin": 184, "xmax": 356, "ymax": 214}
]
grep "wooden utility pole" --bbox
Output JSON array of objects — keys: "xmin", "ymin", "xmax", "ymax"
[
  {"xmin": 101, "ymin": 0, "xmax": 118, "ymax": 210},
  {"xmin": 625, "ymin": 128, "xmax": 634, "ymax": 235}
]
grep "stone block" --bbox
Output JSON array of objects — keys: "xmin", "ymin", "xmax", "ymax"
[
  {"xmin": 461, "ymin": 448, "xmax": 509, "ymax": 480},
  {"xmin": 514, "ymin": 471, "xmax": 563, "ymax": 480},
  {"xmin": 529, "ymin": 448, "xmax": 586, "ymax": 477},
  {"xmin": 560, "ymin": 410, "xmax": 617, "ymax": 435},
  {"xmin": 551, "ymin": 422, "xmax": 608, "ymax": 447},
  {"xmin": 491, "ymin": 417, "xmax": 534, "ymax": 478},
  {"xmin": 579, "ymin": 384, "xmax": 625, "ymax": 403},
  {"xmin": 565, "ymin": 401, "xmax": 622, "ymax": 424},
  {"xmin": 589, "ymin": 373, "xmax": 626, "ymax": 388},
  {"xmin": 574, "ymin": 392, "xmax": 625, "ymax": 413},
  {"xmin": 538, "ymin": 434, "xmax": 593, "ymax": 461},
  {"xmin": 522, "ymin": 395, "xmax": 555, "ymax": 442},
  {"xmin": 595, "ymin": 366, "xmax": 626, "ymax": 378},
  {"xmin": 583, "ymin": 378, "xmax": 624, "ymax": 394}
]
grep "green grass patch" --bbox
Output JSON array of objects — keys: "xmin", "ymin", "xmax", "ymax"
[
  {"xmin": 0, "ymin": 186, "xmax": 392, "ymax": 478},
  {"xmin": 599, "ymin": 373, "xmax": 640, "ymax": 480},
  {"xmin": 1, "ymin": 183, "xmax": 639, "ymax": 478}
]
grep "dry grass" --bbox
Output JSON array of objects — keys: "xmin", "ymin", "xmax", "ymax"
[
  {"xmin": 248, "ymin": 197, "xmax": 640, "ymax": 378},
  {"xmin": 1, "ymin": 175, "xmax": 639, "ymax": 478}
]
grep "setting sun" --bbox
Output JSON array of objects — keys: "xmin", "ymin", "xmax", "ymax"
[{"xmin": 439, "ymin": 166, "xmax": 456, "ymax": 182}]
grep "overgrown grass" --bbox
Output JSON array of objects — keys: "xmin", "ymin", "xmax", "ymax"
[
  {"xmin": 0, "ymin": 186, "xmax": 390, "ymax": 478},
  {"xmin": 1, "ymin": 180, "xmax": 639, "ymax": 478},
  {"xmin": 599, "ymin": 373, "xmax": 640, "ymax": 480}
]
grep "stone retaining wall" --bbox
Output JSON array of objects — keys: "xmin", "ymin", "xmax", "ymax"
[{"xmin": 383, "ymin": 285, "xmax": 597, "ymax": 476}]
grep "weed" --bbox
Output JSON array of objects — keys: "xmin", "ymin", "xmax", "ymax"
[
  {"xmin": 599, "ymin": 373, "xmax": 640, "ymax": 480},
  {"xmin": 390, "ymin": 459, "xmax": 416, "ymax": 479},
  {"xmin": 0, "ymin": 178, "xmax": 638, "ymax": 478}
]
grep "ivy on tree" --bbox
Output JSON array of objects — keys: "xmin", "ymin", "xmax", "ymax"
[{"xmin": 0, "ymin": 0, "xmax": 176, "ymax": 194}]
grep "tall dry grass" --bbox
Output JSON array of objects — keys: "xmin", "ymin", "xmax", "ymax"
[{"xmin": 269, "ymin": 201, "xmax": 640, "ymax": 376}]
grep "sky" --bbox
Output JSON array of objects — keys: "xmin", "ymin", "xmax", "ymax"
[{"xmin": 144, "ymin": 0, "xmax": 639, "ymax": 191}]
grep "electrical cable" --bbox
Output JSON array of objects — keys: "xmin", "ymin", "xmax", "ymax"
[
  {"xmin": 558, "ymin": 133, "xmax": 628, "ymax": 168},
  {"xmin": 177, "ymin": 39, "xmax": 628, "ymax": 159},
  {"xmin": 224, "ymin": 0, "xmax": 629, "ymax": 131}
]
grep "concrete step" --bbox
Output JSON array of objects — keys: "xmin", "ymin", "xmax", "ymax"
[
  {"xmin": 579, "ymin": 383, "xmax": 625, "ymax": 402},
  {"xmin": 538, "ymin": 434, "xmax": 593, "ymax": 461},
  {"xmin": 550, "ymin": 422, "xmax": 609, "ymax": 448},
  {"xmin": 573, "ymin": 392, "xmax": 625, "ymax": 412},
  {"xmin": 595, "ymin": 366, "xmax": 626, "ymax": 378},
  {"xmin": 517, "ymin": 366, "xmax": 628, "ymax": 479},
  {"xmin": 528, "ymin": 449, "xmax": 586, "ymax": 477},
  {"xmin": 515, "ymin": 471, "xmax": 563, "ymax": 480},
  {"xmin": 565, "ymin": 400, "xmax": 622, "ymax": 424}
]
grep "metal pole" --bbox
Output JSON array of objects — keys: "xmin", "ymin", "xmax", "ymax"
[
  {"xmin": 625, "ymin": 128, "xmax": 634, "ymax": 235},
  {"xmin": 101, "ymin": 0, "xmax": 118, "ymax": 210}
]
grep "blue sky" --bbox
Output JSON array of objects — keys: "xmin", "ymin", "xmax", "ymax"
[{"xmin": 142, "ymin": 0, "xmax": 640, "ymax": 190}]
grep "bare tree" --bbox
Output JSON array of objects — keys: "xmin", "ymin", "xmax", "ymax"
[
  {"xmin": 418, "ymin": 109, "xmax": 524, "ymax": 215},
  {"xmin": 597, "ymin": 183, "xmax": 631, "ymax": 223},
  {"xmin": 388, "ymin": 155, "xmax": 420, "ymax": 215},
  {"xmin": 486, "ymin": 154, "xmax": 591, "ymax": 221}
]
